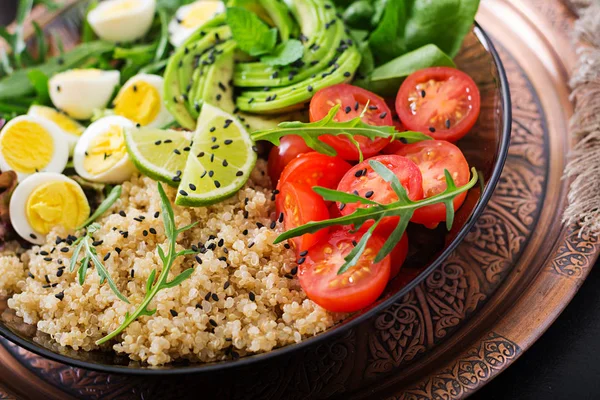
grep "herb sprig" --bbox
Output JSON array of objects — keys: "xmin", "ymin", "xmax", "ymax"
[
  {"xmin": 69, "ymin": 223, "xmax": 129, "ymax": 303},
  {"xmin": 275, "ymin": 161, "xmax": 479, "ymax": 274},
  {"xmin": 96, "ymin": 183, "xmax": 198, "ymax": 345},
  {"xmin": 252, "ymin": 105, "xmax": 432, "ymax": 161}
]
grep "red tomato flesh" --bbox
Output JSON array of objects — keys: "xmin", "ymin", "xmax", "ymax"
[
  {"xmin": 298, "ymin": 229, "xmax": 391, "ymax": 313},
  {"xmin": 310, "ymin": 84, "xmax": 393, "ymax": 160},
  {"xmin": 392, "ymin": 140, "xmax": 470, "ymax": 227},
  {"xmin": 276, "ymin": 182, "xmax": 330, "ymax": 254},
  {"xmin": 267, "ymin": 135, "xmax": 312, "ymax": 184},
  {"xmin": 396, "ymin": 67, "xmax": 481, "ymax": 142},
  {"xmin": 278, "ymin": 152, "xmax": 351, "ymax": 193},
  {"xmin": 336, "ymin": 155, "xmax": 423, "ymax": 231}
]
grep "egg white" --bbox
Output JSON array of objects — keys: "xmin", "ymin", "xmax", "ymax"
[
  {"xmin": 10, "ymin": 173, "xmax": 88, "ymax": 245},
  {"xmin": 49, "ymin": 69, "xmax": 120, "ymax": 120},
  {"xmin": 114, "ymin": 74, "xmax": 174, "ymax": 128},
  {"xmin": 0, "ymin": 115, "xmax": 69, "ymax": 182},
  {"xmin": 169, "ymin": 0, "xmax": 225, "ymax": 47},
  {"xmin": 87, "ymin": 0, "xmax": 157, "ymax": 43},
  {"xmin": 28, "ymin": 105, "xmax": 84, "ymax": 154},
  {"xmin": 73, "ymin": 116, "xmax": 137, "ymax": 183}
]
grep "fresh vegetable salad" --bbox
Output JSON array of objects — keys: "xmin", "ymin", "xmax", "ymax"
[{"xmin": 0, "ymin": 0, "xmax": 481, "ymax": 365}]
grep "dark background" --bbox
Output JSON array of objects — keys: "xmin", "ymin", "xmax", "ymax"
[{"xmin": 1, "ymin": 2, "xmax": 599, "ymax": 399}]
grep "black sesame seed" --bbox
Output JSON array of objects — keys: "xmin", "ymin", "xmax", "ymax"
[
  {"xmin": 222, "ymin": 160, "xmax": 228, "ymax": 167},
  {"xmin": 92, "ymin": 240, "xmax": 103, "ymax": 246},
  {"xmin": 242, "ymin": 229, "xmax": 248, "ymax": 235},
  {"xmin": 298, "ymin": 257, "xmax": 306, "ymax": 265},
  {"xmin": 103, "ymin": 253, "xmax": 111, "ymax": 261},
  {"xmin": 284, "ymin": 243, "xmax": 291, "ymax": 249},
  {"xmin": 197, "ymin": 151, "xmax": 205, "ymax": 158},
  {"xmin": 179, "ymin": 190, "xmax": 188, "ymax": 196},
  {"xmin": 164, "ymin": 139, "xmax": 173, "ymax": 143},
  {"xmin": 285, "ymin": 273, "xmax": 294, "ymax": 279},
  {"xmin": 170, "ymin": 309, "xmax": 178, "ymax": 317},
  {"xmin": 421, "ymin": 90, "xmax": 426, "ymax": 98},
  {"xmin": 224, "ymin": 139, "xmax": 233, "ymax": 145},
  {"xmin": 119, "ymin": 211, "xmax": 127, "ymax": 217},
  {"xmin": 369, "ymin": 105, "xmax": 378, "ymax": 110},
  {"xmin": 173, "ymin": 176, "xmax": 181, "ymax": 182},
  {"xmin": 195, "ymin": 303, "xmax": 202, "ymax": 309},
  {"xmin": 208, "ymin": 170, "xmax": 214, "ymax": 177},
  {"xmin": 344, "ymin": 106, "xmax": 351, "ymax": 114},
  {"xmin": 270, "ymin": 221, "xmax": 277, "ymax": 229},
  {"xmin": 27, "ymin": 272, "xmax": 35, "ymax": 279},
  {"xmin": 445, "ymin": 119, "xmax": 451, "ymax": 129},
  {"xmin": 218, "ymin": 82, "xmax": 227, "ymax": 91},
  {"xmin": 216, "ymin": 94, "xmax": 222, "ymax": 101},
  {"xmin": 355, "ymin": 170, "xmax": 363, "ymax": 178},
  {"xmin": 352, "ymin": 240, "xmax": 358, "ymax": 246},
  {"xmin": 155, "ymin": 140, "xmax": 162, "ymax": 145},
  {"xmin": 249, "ymin": 292, "xmax": 256, "ymax": 301},
  {"xmin": 44, "ymin": 257, "xmax": 52, "ymax": 262},
  {"xmin": 40, "ymin": 251, "xmax": 49, "ymax": 256},
  {"xmin": 248, "ymin": 241, "xmax": 255, "ymax": 248},
  {"xmin": 307, "ymin": 85, "xmax": 313, "ymax": 92},
  {"xmin": 299, "ymin": 250, "xmax": 309, "ymax": 257},
  {"xmin": 44, "ymin": 274, "xmax": 50, "ymax": 283},
  {"xmin": 339, "ymin": 203, "xmax": 346, "ymax": 211},
  {"xmin": 248, "ymin": 97, "xmax": 255, "ymax": 104},
  {"xmin": 365, "ymin": 191, "xmax": 374, "ymax": 198},
  {"xmin": 214, "ymin": 180, "xmax": 221, "ymax": 188},
  {"xmin": 344, "ymin": 71, "xmax": 351, "ymax": 78},
  {"xmin": 30, "ymin": 234, "xmax": 38, "ymax": 240},
  {"xmin": 212, "ymin": 293, "xmax": 219, "ymax": 301},
  {"xmin": 122, "ymin": 232, "xmax": 129, "ymax": 238},
  {"xmin": 429, "ymin": 126, "xmax": 436, "ymax": 133},
  {"xmin": 195, "ymin": 255, "xmax": 202, "ymax": 264},
  {"xmin": 211, "ymin": 144, "xmax": 220, "ymax": 150},
  {"xmin": 205, "ymin": 292, "xmax": 212, "ymax": 301},
  {"xmin": 224, "ymin": 281, "xmax": 230, "ymax": 289},
  {"xmin": 143, "ymin": 230, "xmax": 149, "ymax": 237},
  {"xmin": 209, "ymin": 319, "xmax": 218, "ymax": 327},
  {"xmin": 218, "ymin": 238, "xmax": 224, "ymax": 247},
  {"xmin": 236, "ymin": 170, "xmax": 244, "ymax": 177},
  {"xmin": 278, "ymin": 212, "xmax": 284, "ymax": 223},
  {"xmin": 60, "ymin": 247, "xmax": 69, "ymax": 253},
  {"xmin": 55, "ymin": 291, "xmax": 64, "ymax": 300},
  {"xmin": 189, "ymin": 183, "xmax": 196, "ymax": 191},
  {"xmin": 291, "ymin": 266, "xmax": 298, "ymax": 275},
  {"xmin": 379, "ymin": 112, "xmax": 388, "ymax": 119},
  {"xmin": 115, "ymin": 247, "xmax": 122, "ymax": 254},
  {"xmin": 154, "ymin": 211, "xmax": 160, "ymax": 218}
]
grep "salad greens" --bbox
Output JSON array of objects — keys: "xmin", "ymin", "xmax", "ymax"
[{"xmin": 275, "ymin": 163, "xmax": 479, "ymax": 274}]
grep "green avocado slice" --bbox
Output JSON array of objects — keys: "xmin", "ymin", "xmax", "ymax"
[
  {"xmin": 259, "ymin": 0, "xmax": 300, "ymax": 42},
  {"xmin": 233, "ymin": 0, "xmax": 344, "ymax": 88},
  {"xmin": 236, "ymin": 46, "xmax": 361, "ymax": 114}
]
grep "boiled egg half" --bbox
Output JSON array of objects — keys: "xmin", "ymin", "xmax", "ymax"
[
  {"xmin": 0, "ymin": 115, "xmax": 69, "ymax": 182},
  {"xmin": 49, "ymin": 69, "xmax": 120, "ymax": 120},
  {"xmin": 87, "ymin": 0, "xmax": 156, "ymax": 43},
  {"xmin": 10, "ymin": 172, "xmax": 90, "ymax": 245},
  {"xmin": 73, "ymin": 116, "xmax": 136, "ymax": 183},
  {"xmin": 28, "ymin": 105, "xmax": 85, "ymax": 153},
  {"xmin": 113, "ymin": 74, "xmax": 174, "ymax": 128},
  {"xmin": 169, "ymin": 1, "xmax": 225, "ymax": 47}
]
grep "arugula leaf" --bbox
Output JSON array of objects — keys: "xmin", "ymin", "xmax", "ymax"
[
  {"xmin": 252, "ymin": 105, "xmax": 432, "ymax": 157},
  {"xmin": 357, "ymin": 44, "xmax": 455, "ymax": 96},
  {"xmin": 226, "ymin": 7, "xmax": 277, "ymax": 56},
  {"xmin": 276, "ymin": 165, "xmax": 479, "ymax": 273},
  {"xmin": 26, "ymin": 69, "xmax": 50, "ymax": 104},
  {"xmin": 260, "ymin": 39, "xmax": 304, "ymax": 67}
]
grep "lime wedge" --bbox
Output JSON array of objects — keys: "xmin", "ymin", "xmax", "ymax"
[
  {"xmin": 124, "ymin": 127, "xmax": 192, "ymax": 187},
  {"xmin": 175, "ymin": 104, "xmax": 257, "ymax": 206}
]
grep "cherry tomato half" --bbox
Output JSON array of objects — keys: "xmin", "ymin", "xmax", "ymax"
[
  {"xmin": 336, "ymin": 155, "xmax": 423, "ymax": 231},
  {"xmin": 278, "ymin": 152, "xmax": 352, "ymax": 193},
  {"xmin": 392, "ymin": 140, "xmax": 470, "ymax": 227},
  {"xmin": 276, "ymin": 182, "xmax": 330, "ymax": 254},
  {"xmin": 396, "ymin": 67, "xmax": 481, "ymax": 142},
  {"xmin": 267, "ymin": 135, "xmax": 312, "ymax": 185},
  {"xmin": 298, "ymin": 229, "xmax": 391, "ymax": 313},
  {"xmin": 310, "ymin": 84, "xmax": 393, "ymax": 160}
]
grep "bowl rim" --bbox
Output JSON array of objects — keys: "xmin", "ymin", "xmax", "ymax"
[{"xmin": 0, "ymin": 22, "xmax": 512, "ymax": 375}]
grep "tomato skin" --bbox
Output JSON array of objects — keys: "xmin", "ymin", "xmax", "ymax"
[
  {"xmin": 396, "ymin": 67, "xmax": 481, "ymax": 142},
  {"xmin": 310, "ymin": 84, "xmax": 393, "ymax": 160},
  {"xmin": 298, "ymin": 230, "xmax": 391, "ymax": 313},
  {"xmin": 336, "ymin": 155, "xmax": 423, "ymax": 231},
  {"xmin": 267, "ymin": 135, "xmax": 312, "ymax": 184},
  {"xmin": 276, "ymin": 182, "xmax": 330, "ymax": 254},
  {"xmin": 389, "ymin": 233, "xmax": 409, "ymax": 278},
  {"xmin": 278, "ymin": 152, "xmax": 352, "ymax": 193},
  {"xmin": 392, "ymin": 140, "xmax": 470, "ymax": 227}
]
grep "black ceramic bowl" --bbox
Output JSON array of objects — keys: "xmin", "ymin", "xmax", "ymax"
[{"xmin": 0, "ymin": 2, "xmax": 511, "ymax": 376}]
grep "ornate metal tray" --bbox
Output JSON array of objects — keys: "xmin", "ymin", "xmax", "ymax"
[{"xmin": 0, "ymin": 0, "xmax": 592, "ymax": 398}]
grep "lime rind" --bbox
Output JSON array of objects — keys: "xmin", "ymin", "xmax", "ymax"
[
  {"xmin": 175, "ymin": 104, "xmax": 257, "ymax": 206},
  {"xmin": 124, "ymin": 127, "xmax": 191, "ymax": 187}
]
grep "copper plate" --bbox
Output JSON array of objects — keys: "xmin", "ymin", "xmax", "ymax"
[{"xmin": 0, "ymin": 0, "xmax": 592, "ymax": 398}]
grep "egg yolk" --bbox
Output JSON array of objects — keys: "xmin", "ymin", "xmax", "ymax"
[
  {"xmin": 26, "ymin": 181, "xmax": 90, "ymax": 234},
  {"xmin": 101, "ymin": 0, "xmax": 142, "ymax": 17},
  {"xmin": 34, "ymin": 107, "xmax": 83, "ymax": 137},
  {"xmin": 181, "ymin": 2, "xmax": 221, "ymax": 28},
  {"xmin": 83, "ymin": 125, "xmax": 127, "ymax": 175},
  {"xmin": 113, "ymin": 81, "xmax": 161, "ymax": 126},
  {"xmin": 0, "ymin": 120, "xmax": 54, "ymax": 173}
]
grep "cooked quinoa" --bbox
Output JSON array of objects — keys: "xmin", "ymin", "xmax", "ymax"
[{"xmin": 0, "ymin": 160, "xmax": 336, "ymax": 366}]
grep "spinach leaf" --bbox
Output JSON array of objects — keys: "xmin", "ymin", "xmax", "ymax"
[
  {"xmin": 356, "ymin": 44, "xmax": 455, "ymax": 96},
  {"xmin": 369, "ymin": 0, "xmax": 480, "ymax": 64}
]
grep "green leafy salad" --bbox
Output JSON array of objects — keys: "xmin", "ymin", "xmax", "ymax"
[{"xmin": 0, "ymin": 0, "xmax": 482, "ymax": 344}]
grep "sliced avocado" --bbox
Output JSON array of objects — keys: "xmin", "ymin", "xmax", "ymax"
[
  {"xmin": 164, "ymin": 24, "xmax": 232, "ymax": 129},
  {"xmin": 259, "ymin": 0, "xmax": 300, "ymax": 42},
  {"xmin": 235, "ymin": 109, "xmax": 309, "ymax": 132},
  {"xmin": 195, "ymin": 41, "xmax": 237, "ymax": 115},
  {"xmin": 234, "ymin": 0, "xmax": 345, "ymax": 88},
  {"xmin": 236, "ymin": 46, "xmax": 361, "ymax": 114}
]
